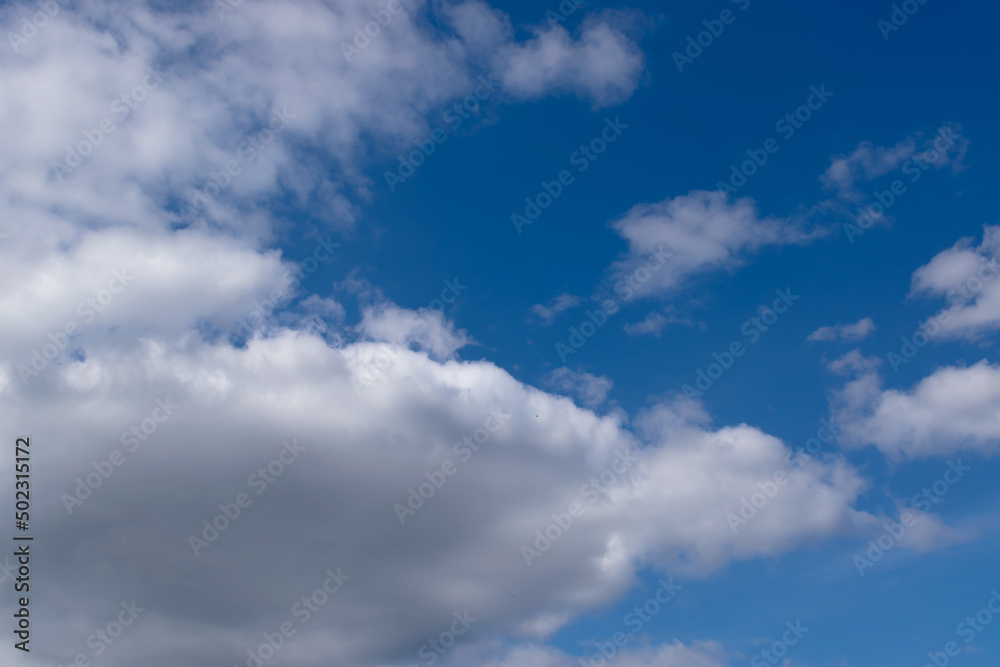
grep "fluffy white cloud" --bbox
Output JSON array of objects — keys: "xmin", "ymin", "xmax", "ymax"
[
  {"xmin": 807, "ymin": 317, "xmax": 875, "ymax": 342},
  {"xmin": 0, "ymin": 317, "xmax": 887, "ymax": 666},
  {"xmin": 2, "ymin": 228, "xmax": 292, "ymax": 376},
  {"xmin": 0, "ymin": 0, "xmax": 645, "ymax": 258},
  {"xmin": 910, "ymin": 225, "xmax": 1000, "ymax": 339},
  {"xmin": 493, "ymin": 12, "xmax": 646, "ymax": 108},
  {"xmin": 357, "ymin": 301, "xmax": 469, "ymax": 360},
  {"xmin": 832, "ymin": 355, "xmax": 1000, "ymax": 459},
  {"xmin": 545, "ymin": 367, "xmax": 613, "ymax": 407},
  {"xmin": 607, "ymin": 191, "xmax": 813, "ymax": 299},
  {"xmin": 444, "ymin": 1, "xmax": 646, "ymax": 109}
]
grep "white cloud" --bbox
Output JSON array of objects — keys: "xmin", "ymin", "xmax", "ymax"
[
  {"xmin": 891, "ymin": 508, "xmax": 971, "ymax": 552},
  {"xmin": 832, "ymin": 358, "xmax": 1000, "ymax": 459},
  {"xmin": 624, "ymin": 311, "xmax": 668, "ymax": 336},
  {"xmin": 608, "ymin": 191, "xmax": 813, "ymax": 299},
  {"xmin": 0, "ymin": 0, "xmax": 646, "ymax": 265},
  {"xmin": 0, "ymin": 318, "xmax": 889, "ymax": 666},
  {"xmin": 442, "ymin": 0, "xmax": 513, "ymax": 57},
  {"xmin": 826, "ymin": 349, "xmax": 881, "ymax": 376},
  {"xmin": 910, "ymin": 225, "xmax": 1000, "ymax": 339},
  {"xmin": 822, "ymin": 137, "xmax": 916, "ymax": 195},
  {"xmin": 0, "ymin": 227, "xmax": 292, "ymax": 364},
  {"xmin": 530, "ymin": 293, "xmax": 581, "ymax": 325},
  {"xmin": 357, "ymin": 302, "xmax": 469, "ymax": 360},
  {"xmin": 491, "ymin": 11, "xmax": 646, "ymax": 109},
  {"xmin": 545, "ymin": 367, "xmax": 613, "ymax": 407},
  {"xmin": 299, "ymin": 295, "xmax": 347, "ymax": 322},
  {"xmin": 807, "ymin": 317, "xmax": 875, "ymax": 342},
  {"xmin": 821, "ymin": 125, "xmax": 967, "ymax": 200}
]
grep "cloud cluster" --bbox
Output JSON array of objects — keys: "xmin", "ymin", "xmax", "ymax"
[
  {"xmin": 0, "ymin": 2, "xmax": 984, "ymax": 666},
  {"xmin": 0, "ymin": 323, "xmax": 889, "ymax": 666}
]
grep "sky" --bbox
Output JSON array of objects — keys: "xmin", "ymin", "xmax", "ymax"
[{"xmin": 0, "ymin": 0, "xmax": 998, "ymax": 666}]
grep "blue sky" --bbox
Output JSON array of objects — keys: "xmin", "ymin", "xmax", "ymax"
[{"xmin": 1, "ymin": 1, "xmax": 999, "ymax": 666}]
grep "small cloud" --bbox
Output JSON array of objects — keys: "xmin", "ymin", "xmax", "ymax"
[
  {"xmin": 624, "ymin": 311, "xmax": 668, "ymax": 337},
  {"xmin": 808, "ymin": 317, "xmax": 875, "ymax": 342},
  {"xmin": 545, "ymin": 367, "xmax": 613, "ymax": 407},
  {"xmin": 608, "ymin": 190, "xmax": 813, "ymax": 299},
  {"xmin": 624, "ymin": 308, "xmax": 692, "ymax": 337},
  {"xmin": 826, "ymin": 349, "xmax": 881, "ymax": 376},
  {"xmin": 530, "ymin": 293, "xmax": 580, "ymax": 325},
  {"xmin": 299, "ymin": 295, "xmax": 346, "ymax": 321},
  {"xmin": 821, "ymin": 126, "xmax": 967, "ymax": 201}
]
